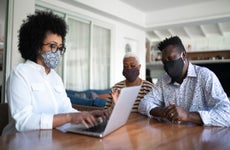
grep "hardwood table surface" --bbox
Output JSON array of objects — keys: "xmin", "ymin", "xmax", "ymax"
[{"xmin": 1, "ymin": 113, "xmax": 230, "ymax": 150}]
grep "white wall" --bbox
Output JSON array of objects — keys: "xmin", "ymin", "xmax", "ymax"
[
  {"xmin": 145, "ymin": 0, "xmax": 230, "ymax": 28},
  {"xmin": 5, "ymin": 0, "xmax": 35, "ymax": 78},
  {"xmin": 3, "ymin": 0, "xmax": 34, "ymax": 101},
  {"xmin": 72, "ymin": 0, "xmax": 145, "ymax": 27},
  {"xmin": 7, "ymin": 0, "xmax": 146, "ymax": 88},
  {"xmin": 111, "ymin": 23, "xmax": 146, "ymax": 86},
  {"xmin": 182, "ymin": 36, "xmax": 230, "ymax": 51}
]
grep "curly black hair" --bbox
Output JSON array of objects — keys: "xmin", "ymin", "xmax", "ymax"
[
  {"xmin": 158, "ymin": 36, "xmax": 186, "ymax": 53},
  {"xmin": 18, "ymin": 11, "xmax": 67, "ymax": 62}
]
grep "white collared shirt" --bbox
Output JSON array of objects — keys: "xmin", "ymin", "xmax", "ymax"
[
  {"xmin": 138, "ymin": 63, "xmax": 230, "ymax": 127},
  {"xmin": 2, "ymin": 60, "xmax": 77, "ymax": 136}
]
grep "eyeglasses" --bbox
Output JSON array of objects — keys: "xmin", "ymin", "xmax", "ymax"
[{"xmin": 43, "ymin": 43, "xmax": 66, "ymax": 55}]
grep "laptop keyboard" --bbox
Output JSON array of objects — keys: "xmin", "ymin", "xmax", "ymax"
[{"xmin": 83, "ymin": 121, "xmax": 107, "ymax": 133}]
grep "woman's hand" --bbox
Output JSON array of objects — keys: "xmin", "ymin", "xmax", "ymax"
[
  {"xmin": 69, "ymin": 109, "xmax": 110, "ymax": 128},
  {"xmin": 69, "ymin": 112, "xmax": 98, "ymax": 128},
  {"xmin": 111, "ymin": 88, "xmax": 120, "ymax": 104},
  {"xmin": 90, "ymin": 109, "xmax": 110, "ymax": 122}
]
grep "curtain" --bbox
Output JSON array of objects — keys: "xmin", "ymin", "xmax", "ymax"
[
  {"xmin": 91, "ymin": 25, "xmax": 111, "ymax": 89},
  {"xmin": 65, "ymin": 18, "xmax": 90, "ymax": 90},
  {"xmin": 60, "ymin": 17, "xmax": 111, "ymax": 91},
  {"xmin": 35, "ymin": 7, "xmax": 111, "ymax": 91}
]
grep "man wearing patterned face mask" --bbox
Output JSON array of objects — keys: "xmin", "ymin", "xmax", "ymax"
[
  {"xmin": 138, "ymin": 36, "xmax": 230, "ymax": 127},
  {"xmin": 104, "ymin": 52, "xmax": 154, "ymax": 112}
]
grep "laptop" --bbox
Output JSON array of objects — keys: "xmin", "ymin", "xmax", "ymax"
[{"xmin": 66, "ymin": 85, "xmax": 141, "ymax": 138}]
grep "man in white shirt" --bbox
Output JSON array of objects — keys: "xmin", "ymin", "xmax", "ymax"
[{"xmin": 138, "ymin": 36, "xmax": 230, "ymax": 126}]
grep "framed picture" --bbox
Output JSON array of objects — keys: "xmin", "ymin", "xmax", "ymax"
[{"xmin": 124, "ymin": 37, "xmax": 137, "ymax": 53}]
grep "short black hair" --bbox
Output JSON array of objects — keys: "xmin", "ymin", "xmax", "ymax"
[
  {"xmin": 158, "ymin": 36, "xmax": 186, "ymax": 53},
  {"xmin": 18, "ymin": 11, "xmax": 67, "ymax": 62}
]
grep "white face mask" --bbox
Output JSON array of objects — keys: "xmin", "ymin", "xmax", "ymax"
[{"xmin": 41, "ymin": 50, "xmax": 61, "ymax": 69}]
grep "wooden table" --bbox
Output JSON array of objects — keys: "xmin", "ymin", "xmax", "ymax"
[{"xmin": 1, "ymin": 113, "xmax": 230, "ymax": 150}]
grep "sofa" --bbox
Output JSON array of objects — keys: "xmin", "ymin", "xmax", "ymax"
[{"xmin": 66, "ymin": 89, "xmax": 110, "ymax": 109}]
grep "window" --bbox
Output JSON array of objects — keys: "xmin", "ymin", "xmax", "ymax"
[
  {"xmin": 91, "ymin": 25, "xmax": 111, "ymax": 89},
  {"xmin": 35, "ymin": 5, "xmax": 111, "ymax": 91},
  {"xmin": 65, "ymin": 17, "xmax": 90, "ymax": 90}
]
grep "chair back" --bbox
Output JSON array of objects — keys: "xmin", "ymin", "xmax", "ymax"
[{"xmin": 0, "ymin": 103, "xmax": 9, "ymax": 135}]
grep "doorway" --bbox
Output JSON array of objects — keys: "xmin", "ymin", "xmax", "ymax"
[{"xmin": 0, "ymin": 0, "xmax": 7, "ymax": 103}]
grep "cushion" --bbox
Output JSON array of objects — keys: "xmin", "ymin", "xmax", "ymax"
[
  {"xmin": 98, "ymin": 93, "xmax": 109, "ymax": 99},
  {"xmin": 66, "ymin": 88, "xmax": 110, "ymax": 107},
  {"xmin": 90, "ymin": 92, "xmax": 109, "ymax": 100},
  {"xmin": 66, "ymin": 90, "xmax": 77, "ymax": 96},
  {"xmin": 90, "ymin": 91, "xmax": 98, "ymax": 99},
  {"xmin": 93, "ymin": 98, "xmax": 106, "ymax": 107},
  {"xmin": 74, "ymin": 92, "xmax": 87, "ymax": 99},
  {"xmin": 92, "ymin": 89, "xmax": 110, "ymax": 95},
  {"xmin": 68, "ymin": 95, "xmax": 94, "ymax": 106}
]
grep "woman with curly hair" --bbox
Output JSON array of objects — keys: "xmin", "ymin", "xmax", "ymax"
[{"xmin": 2, "ymin": 11, "xmax": 109, "ymax": 136}]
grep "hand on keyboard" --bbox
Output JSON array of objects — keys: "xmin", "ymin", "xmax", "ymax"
[{"xmin": 85, "ymin": 117, "xmax": 104, "ymax": 128}]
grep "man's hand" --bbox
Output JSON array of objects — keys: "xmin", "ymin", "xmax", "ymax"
[
  {"xmin": 163, "ymin": 102, "xmax": 203, "ymax": 125},
  {"xmin": 150, "ymin": 102, "xmax": 203, "ymax": 125},
  {"xmin": 164, "ymin": 102, "xmax": 189, "ymax": 124}
]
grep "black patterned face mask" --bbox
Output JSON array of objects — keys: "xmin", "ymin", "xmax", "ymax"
[
  {"xmin": 164, "ymin": 57, "xmax": 184, "ymax": 82},
  {"xmin": 122, "ymin": 68, "xmax": 140, "ymax": 82}
]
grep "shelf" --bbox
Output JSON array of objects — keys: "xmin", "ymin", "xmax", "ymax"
[
  {"xmin": 190, "ymin": 59, "xmax": 230, "ymax": 64},
  {"xmin": 147, "ymin": 59, "xmax": 230, "ymax": 66},
  {"xmin": 146, "ymin": 62, "xmax": 163, "ymax": 70},
  {"xmin": 187, "ymin": 50, "xmax": 230, "ymax": 60},
  {"xmin": 146, "ymin": 50, "xmax": 230, "ymax": 66}
]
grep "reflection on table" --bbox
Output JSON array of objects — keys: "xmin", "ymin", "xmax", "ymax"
[{"xmin": 1, "ymin": 113, "xmax": 230, "ymax": 150}]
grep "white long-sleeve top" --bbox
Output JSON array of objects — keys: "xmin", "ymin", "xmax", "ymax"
[{"xmin": 2, "ymin": 60, "xmax": 77, "ymax": 136}]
